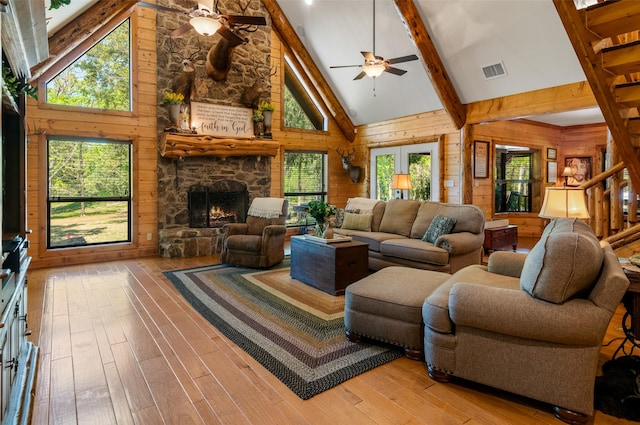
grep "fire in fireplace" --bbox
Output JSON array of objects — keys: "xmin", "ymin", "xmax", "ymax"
[{"xmin": 188, "ymin": 180, "xmax": 248, "ymax": 228}]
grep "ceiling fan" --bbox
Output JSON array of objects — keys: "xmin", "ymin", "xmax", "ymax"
[
  {"xmin": 330, "ymin": 0, "xmax": 418, "ymax": 80},
  {"xmin": 138, "ymin": 0, "xmax": 266, "ymax": 43}
]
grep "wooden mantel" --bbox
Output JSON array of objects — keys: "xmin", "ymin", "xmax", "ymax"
[{"xmin": 160, "ymin": 132, "xmax": 280, "ymax": 158}]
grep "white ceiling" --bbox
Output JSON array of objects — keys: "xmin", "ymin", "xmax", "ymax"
[{"xmin": 45, "ymin": 0, "xmax": 605, "ymax": 128}]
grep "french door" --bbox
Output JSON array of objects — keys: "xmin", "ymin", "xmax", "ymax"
[{"xmin": 370, "ymin": 142, "xmax": 440, "ymax": 201}]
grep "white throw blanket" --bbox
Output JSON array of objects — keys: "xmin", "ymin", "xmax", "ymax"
[{"xmin": 247, "ymin": 197, "xmax": 284, "ymax": 218}]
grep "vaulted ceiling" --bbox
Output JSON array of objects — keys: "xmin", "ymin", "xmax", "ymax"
[{"xmin": 42, "ymin": 0, "xmax": 605, "ymax": 128}]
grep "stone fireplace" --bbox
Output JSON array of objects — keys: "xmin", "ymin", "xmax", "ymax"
[{"xmin": 158, "ymin": 156, "xmax": 271, "ymax": 258}]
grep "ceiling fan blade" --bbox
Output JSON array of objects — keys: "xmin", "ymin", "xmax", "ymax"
[
  {"xmin": 330, "ymin": 64, "xmax": 362, "ymax": 69},
  {"xmin": 170, "ymin": 23, "xmax": 194, "ymax": 37},
  {"xmin": 354, "ymin": 71, "xmax": 367, "ymax": 80},
  {"xmin": 361, "ymin": 51, "xmax": 375, "ymax": 62},
  {"xmin": 385, "ymin": 66, "xmax": 408, "ymax": 76},
  {"xmin": 218, "ymin": 26, "xmax": 245, "ymax": 44},
  {"xmin": 387, "ymin": 54, "xmax": 419, "ymax": 64},
  {"xmin": 223, "ymin": 15, "xmax": 267, "ymax": 26},
  {"xmin": 137, "ymin": 1, "xmax": 190, "ymax": 16}
]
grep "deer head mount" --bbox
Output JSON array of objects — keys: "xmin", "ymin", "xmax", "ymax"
[
  {"xmin": 337, "ymin": 147, "xmax": 362, "ymax": 184},
  {"xmin": 240, "ymin": 57, "xmax": 277, "ymax": 108},
  {"xmin": 168, "ymin": 38, "xmax": 203, "ymax": 102}
]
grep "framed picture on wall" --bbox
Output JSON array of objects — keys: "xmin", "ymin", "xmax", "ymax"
[
  {"xmin": 564, "ymin": 156, "xmax": 592, "ymax": 186},
  {"xmin": 547, "ymin": 161, "xmax": 557, "ymax": 183},
  {"xmin": 547, "ymin": 147, "xmax": 557, "ymax": 160},
  {"xmin": 474, "ymin": 141, "xmax": 489, "ymax": 178}
]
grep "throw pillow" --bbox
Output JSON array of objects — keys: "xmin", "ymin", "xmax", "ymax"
[
  {"xmin": 422, "ymin": 215, "xmax": 457, "ymax": 243},
  {"xmin": 334, "ymin": 208, "xmax": 360, "ymax": 228},
  {"xmin": 341, "ymin": 212, "xmax": 373, "ymax": 231}
]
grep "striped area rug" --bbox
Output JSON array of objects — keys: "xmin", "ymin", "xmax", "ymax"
[{"xmin": 163, "ymin": 259, "xmax": 402, "ymax": 399}]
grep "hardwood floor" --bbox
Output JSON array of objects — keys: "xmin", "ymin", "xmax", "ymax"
[{"xmin": 27, "ymin": 247, "xmax": 635, "ymax": 425}]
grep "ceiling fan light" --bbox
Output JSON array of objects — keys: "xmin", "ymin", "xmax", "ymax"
[
  {"xmin": 363, "ymin": 63, "xmax": 385, "ymax": 78},
  {"xmin": 190, "ymin": 16, "xmax": 221, "ymax": 36}
]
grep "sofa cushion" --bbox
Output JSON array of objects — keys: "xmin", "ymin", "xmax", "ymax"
[
  {"xmin": 335, "ymin": 208, "xmax": 359, "ymax": 228},
  {"xmin": 520, "ymin": 218, "xmax": 603, "ymax": 304},
  {"xmin": 378, "ymin": 199, "xmax": 420, "ymax": 237},
  {"xmin": 422, "ymin": 215, "xmax": 457, "ymax": 243},
  {"xmin": 380, "ymin": 238, "xmax": 449, "ymax": 266},
  {"xmin": 410, "ymin": 202, "xmax": 485, "ymax": 239},
  {"xmin": 352, "ymin": 232, "xmax": 406, "ymax": 252},
  {"xmin": 342, "ymin": 212, "xmax": 373, "ymax": 231}
]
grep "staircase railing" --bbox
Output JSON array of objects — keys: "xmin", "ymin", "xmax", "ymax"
[{"xmin": 579, "ymin": 162, "xmax": 640, "ymax": 247}]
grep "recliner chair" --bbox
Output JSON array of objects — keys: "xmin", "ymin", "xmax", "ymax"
[{"xmin": 220, "ymin": 198, "xmax": 288, "ymax": 268}]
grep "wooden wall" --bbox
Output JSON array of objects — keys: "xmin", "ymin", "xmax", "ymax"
[{"xmin": 26, "ymin": 6, "xmax": 158, "ymax": 268}]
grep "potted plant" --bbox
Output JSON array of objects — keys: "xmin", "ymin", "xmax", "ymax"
[
  {"xmin": 253, "ymin": 111, "xmax": 264, "ymax": 136},
  {"xmin": 258, "ymin": 100, "xmax": 275, "ymax": 134},
  {"xmin": 161, "ymin": 90, "xmax": 184, "ymax": 126},
  {"xmin": 307, "ymin": 200, "xmax": 337, "ymax": 238}
]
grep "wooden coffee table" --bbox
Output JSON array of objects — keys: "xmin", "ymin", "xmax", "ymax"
[{"xmin": 290, "ymin": 235, "xmax": 369, "ymax": 295}]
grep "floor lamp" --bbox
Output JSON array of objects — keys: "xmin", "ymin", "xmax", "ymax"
[{"xmin": 392, "ymin": 174, "xmax": 412, "ymax": 199}]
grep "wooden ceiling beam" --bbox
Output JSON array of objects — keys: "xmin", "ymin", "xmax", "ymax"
[
  {"xmin": 30, "ymin": 0, "xmax": 138, "ymax": 81},
  {"xmin": 467, "ymin": 81, "xmax": 597, "ymax": 124},
  {"xmin": 262, "ymin": 0, "xmax": 356, "ymax": 143},
  {"xmin": 393, "ymin": 0, "xmax": 466, "ymax": 130}
]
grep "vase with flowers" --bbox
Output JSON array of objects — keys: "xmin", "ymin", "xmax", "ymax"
[
  {"xmin": 307, "ymin": 200, "xmax": 337, "ymax": 238},
  {"xmin": 162, "ymin": 91, "xmax": 185, "ymax": 127},
  {"xmin": 252, "ymin": 110, "xmax": 264, "ymax": 137},
  {"xmin": 258, "ymin": 100, "xmax": 275, "ymax": 136}
]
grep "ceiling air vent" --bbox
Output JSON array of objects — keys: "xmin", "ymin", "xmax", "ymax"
[{"xmin": 482, "ymin": 62, "xmax": 507, "ymax": 80}]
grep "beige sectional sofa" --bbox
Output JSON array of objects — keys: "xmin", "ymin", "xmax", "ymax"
[{"xmin": 334, "ymin": 198, "xmax": 485, "ymax": 274}]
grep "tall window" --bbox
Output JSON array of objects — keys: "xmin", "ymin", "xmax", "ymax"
[
  {"xmin": 283, "ymin": 151, "xmax": 328, "ymax": 227},
  {"xmin": 47, "ymin": 137, "xmax": 132, "ymax": 248},
  {"xmin": 46, "ymin": 19, "xmax": 131, "ymax": 111},
  {"xmin": 495, "ymin": 147, "xmax": 535, "ymax": 213},
  {"xmin": 284, "ymin": 55, "xmax": 326, "ymax": 131}
]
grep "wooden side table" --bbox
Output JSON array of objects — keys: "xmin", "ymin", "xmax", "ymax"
[
  {"xmin": 483, "ymin": 225, "xmax": 518, "ymax": 254},
  {"xmin": 290, "ymin": 235, "xmax": 369, "ymax": 295}
]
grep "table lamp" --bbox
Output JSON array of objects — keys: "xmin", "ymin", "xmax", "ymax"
[
  {"xmin": 539, "ymin": 187, "xmax": 590, "ymax": 219},
  {"xmin": 392, "ymin": 174, "xmax": 412, "ymax": 199}
]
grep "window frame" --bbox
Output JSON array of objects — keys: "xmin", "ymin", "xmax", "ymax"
[
  {"xmin": 283, "ymin": 53, "xmax": 327, "ymax": 132},
  {"xmin": 46, "ymin": 136, "xmax": 133, "ymax": 249},
  {"xmin": 283, "ymin": 150, "xmax": 329, "ymax": 228}
]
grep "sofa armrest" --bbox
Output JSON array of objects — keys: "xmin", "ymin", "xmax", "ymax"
[
  {"xmin": 449, "ymin": 283, "xmax": 612, "ymax": 346},
  {"xmin": 487, "ymin": 251, "xmax": 528, "ymax": 278},
  {"xmin": 435, "ymin": 232, "xmax": 484, "ymax": 255},
  {"xmin": 260, "ymin": 225, "xmax": 287, "ymax": 255},
  {"xmin": 224, "ymin": 223, "xmax": 249, "ymax": 237}
]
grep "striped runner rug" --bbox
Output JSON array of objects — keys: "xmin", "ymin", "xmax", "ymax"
[{"xmin": 163, "ymin": 259, "xmax": 402, "ymax": 399}]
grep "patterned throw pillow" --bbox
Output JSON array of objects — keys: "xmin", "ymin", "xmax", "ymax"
[
  {"xmin": 422, "ymin": 215, "xmax": 457, "ymax": 243},
  {"xmin": 341, "ymin": 212, "xmax": 373, "ymax": 231},
  {"xmin": 334, "ymin": 208, "xmax": 360, "ymax": 228}
]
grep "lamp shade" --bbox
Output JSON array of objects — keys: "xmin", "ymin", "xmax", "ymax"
[
  {"xmin": 539, "ymin": 187, "xmax": 590, "ymax": 219},
  {"xmin": 561, "ymin": 166, "xmax": 573, "ymax": 177},
  {"xmin": 190, "ymin": 17, "xmax": 221, "ymax": 36},
  {"xmin": 392, "ymin": 173, "xmax": 412, "ymax": 190}
]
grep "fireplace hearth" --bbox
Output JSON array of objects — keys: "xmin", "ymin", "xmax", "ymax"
[{"xmin": 188, "ymin": 180, "xmax": 249, "ymax": 228}]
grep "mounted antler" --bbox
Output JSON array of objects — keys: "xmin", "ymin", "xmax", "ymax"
[
  {"xmin": 205, "ymin": 0, "xmax": 263, "ymax": 81},
  {"xmin": 169, "ymin": 38, "xmax": 202, "ymax": 102},
  {"xmin": 337, "ymin": 147, "xmax": 362, "ymax": 183},
  {"xmin": 240, "ymin": 55, "xmax": 277, "ymax": 108}
]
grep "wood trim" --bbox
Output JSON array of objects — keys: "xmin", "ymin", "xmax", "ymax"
[
  {"xmin": 393, "ymin": 0, "xmax": 466, "ymax": 130},
  {"xmin": 261, "ymin": 0, "xmax": 356, "ymax": 142}
]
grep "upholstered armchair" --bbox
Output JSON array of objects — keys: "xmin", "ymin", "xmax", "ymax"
[
  {"xmin": 220, "ymin": 198, "xmax": 288, "ymax": 268},
  {"xmin": 423, "ymin": 219, "xmax": 629, "ymax": 423}
]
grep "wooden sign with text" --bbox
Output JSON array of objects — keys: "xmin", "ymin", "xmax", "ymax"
[{"xmin": 190, "ymin": 102, "xmax": 253, "ymax": 139}]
